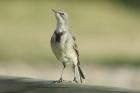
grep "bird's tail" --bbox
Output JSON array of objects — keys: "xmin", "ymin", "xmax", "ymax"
[{"xmin": 75, "ymin": 65, "xmax": 85, "ymax": 83}]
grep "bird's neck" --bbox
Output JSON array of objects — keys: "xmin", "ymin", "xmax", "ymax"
[{"xmin": 56, "ymin": 21, "xmax": 69, "ymax": 33}]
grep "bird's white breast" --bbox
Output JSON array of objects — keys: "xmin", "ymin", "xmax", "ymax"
[{"xmin": 51, "ymin": 32, "xmax": 77, "ymax": 64}]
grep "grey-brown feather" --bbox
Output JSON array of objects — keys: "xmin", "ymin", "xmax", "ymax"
[
  {"xmin": 72, "ymin": 36, "xmax": 80, "ymax": 65},
  {"xmin": 72, "ymin": 35, "xmax": 85, "ymax": 79}
]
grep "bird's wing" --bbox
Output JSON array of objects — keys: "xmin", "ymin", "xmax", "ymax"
[{"xmin": 72, "ymin": 35, "xmax": 80, "ymax": 65}]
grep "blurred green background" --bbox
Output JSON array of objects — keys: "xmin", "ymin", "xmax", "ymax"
[
  {"xmin": 0, "ymin": 0, "xmax": 140, "ymax": 90},
  {"xmin": 0, "ymin": 0, "xmax": 140, "ymax": 66}
]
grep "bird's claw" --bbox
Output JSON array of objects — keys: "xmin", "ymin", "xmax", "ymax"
[
  {"xmin": 55, "ymin": 77, "xmax": 64, "ymax": 83},
  {"xmin": 59, "ymin": 77, "xmax": 63, "ymax": 82},
  {"xmin": 73, "ymin": 78, "xmax": 78, "ymax": 83}
]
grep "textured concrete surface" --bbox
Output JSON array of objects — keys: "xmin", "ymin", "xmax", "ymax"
[
  {"xmin": 0, "ymin": 62, "xmax": 140, "ymax": 90},
  {"xmin": 0, "ymin": 75, "xmax": 139, "ymax": 93}
]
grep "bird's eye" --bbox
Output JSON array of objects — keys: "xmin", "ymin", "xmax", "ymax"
[{"xmin": 60, "ymin": 13, "xmax": 64, "ymax": 16}]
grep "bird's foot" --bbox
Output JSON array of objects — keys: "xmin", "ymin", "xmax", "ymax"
[
  {"xmin": 55, "ymin": 77, "xmax": 64, "ymax": 83},
  {"xmin": 73, "ymin": 78, "xmax": 78, "ymax": 83},
  {"xmin": 59, "ymin": 77, "xmax": 63, "ymax": 82}
]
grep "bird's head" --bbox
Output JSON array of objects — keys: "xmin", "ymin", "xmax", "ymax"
[{"xmin": 52, "ymin": 9, "xmax": 68, "ymax": 25}]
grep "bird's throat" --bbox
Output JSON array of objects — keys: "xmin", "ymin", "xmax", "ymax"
[{"xmin": 56, "ymin": 21, "xmax": 69, "ymax": 33}]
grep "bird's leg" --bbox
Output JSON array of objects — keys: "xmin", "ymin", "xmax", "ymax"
[
  {"xmin": 58, "ymin": 63, "xmax": 66, "ymax": 82},
  {"xmin": 72, "ymin": 64, "xmax": 78, "ymax": 83}
]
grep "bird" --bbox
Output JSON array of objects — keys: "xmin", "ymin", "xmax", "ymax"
[{"xmin": 50, "ymin": 9, "xmax": 85, "ymax": 83}]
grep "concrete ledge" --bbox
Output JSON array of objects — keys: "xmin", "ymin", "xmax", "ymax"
[{"xmin": 0, "ymin": 75, "xmax": 139, "ymax": 93}]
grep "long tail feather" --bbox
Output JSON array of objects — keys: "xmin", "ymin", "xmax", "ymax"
[
  {"xmin": 75, "ymin": 65, "xmax": 85, "ymax": 83},
  {"xmin": 78, "ymin": 65, "xmax": 85, "ymax": 79}
]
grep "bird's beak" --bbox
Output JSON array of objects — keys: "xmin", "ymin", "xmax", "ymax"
[{"xmin": 52, "ymin": 9, "xmax": 57, "ymax": 13}]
